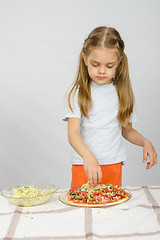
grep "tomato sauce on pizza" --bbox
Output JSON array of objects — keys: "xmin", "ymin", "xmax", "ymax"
[{"xmin": 66, "ymin": 182, "xmax": 131, "ymax": 206}]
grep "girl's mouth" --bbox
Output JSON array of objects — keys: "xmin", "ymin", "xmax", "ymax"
[{"xmin": 97, "ymin": 77, "xmax": 106, "ymax": 80}]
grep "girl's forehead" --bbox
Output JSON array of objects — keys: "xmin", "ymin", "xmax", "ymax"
[{"xmin": 88, "ymin": 47, "xmax": 118, "ymax": 63}]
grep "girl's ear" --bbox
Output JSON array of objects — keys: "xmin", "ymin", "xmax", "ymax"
[{"xmin": 82, "ymin": 53, "xmax": 88, "ymax": 66}]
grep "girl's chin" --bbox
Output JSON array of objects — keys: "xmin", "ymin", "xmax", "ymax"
[{"xmin": 92, "ymin": 79, "xmax": 112, "ymax": 85}]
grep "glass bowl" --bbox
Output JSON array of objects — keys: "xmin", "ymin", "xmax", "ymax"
[{"xmin": 1, "ymin": 182, "xmax": 58, "ymax": 207}]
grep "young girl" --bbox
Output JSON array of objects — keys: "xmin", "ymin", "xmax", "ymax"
[{"xmin": 64, "ymin": 26, "xmax": 157, "ymax": 188}]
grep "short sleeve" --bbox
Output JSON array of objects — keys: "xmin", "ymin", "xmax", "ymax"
[
  {"xmin": 130, "ymin": 106, "xmax": 138, "ymax": 123},
  {"xmin": 63, "ymin": 89, "xmax": 81, "ymax": 121}
]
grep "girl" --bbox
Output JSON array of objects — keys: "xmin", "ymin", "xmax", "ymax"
[{"xmin": 64, "ymin": 26, "xmax": 157, "ymax": 188}]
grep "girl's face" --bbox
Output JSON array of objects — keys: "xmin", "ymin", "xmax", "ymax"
[{"xmin": 82, "ymin": 47, "xmax": 120, "ymax": 85}]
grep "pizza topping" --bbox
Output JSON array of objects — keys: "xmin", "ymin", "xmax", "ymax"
[{"xmin": 67, "ymin": 182, "xmax": 131, "ymax": 205}]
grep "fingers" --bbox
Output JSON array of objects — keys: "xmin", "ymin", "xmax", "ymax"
[
  {"xmin": 92, "ymin": 171, "xmax": 98, "ymax": 186},
  {"xmin": 87, "ymin": 171, "xmax": 96, "ymax": 187},
  {"xmin": 85, "ymin": 170, "xmax": 95, "ymax": 187},
  {"xmin": 154, "ymin": 152, "xmax": 158, "ymax": 165},
  {"xmin": 144, "ymin": 152, "xmax": 158, "ymax": 170},
  {"xmin": 97, "ymin": 167, "xmax": 102, "ymax": 184},
  {"xmin": 148, "ymin": 153, "xmax": 158, "ymax": 169},
  {"xmin": 143, "ymin": 151, "xmax": 148, "ymax": 163},
  {"xmin": 85, "ymin": 167, "xmax": 102, "ymax": 187},
  {"xmin": 143, "ymin": 142, "xmax": 158, "ymax": 170}
]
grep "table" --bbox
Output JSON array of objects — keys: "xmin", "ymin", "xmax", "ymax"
[{"xmin": 0, "ymin": 186, "xmax": 160, "ymax": 240}]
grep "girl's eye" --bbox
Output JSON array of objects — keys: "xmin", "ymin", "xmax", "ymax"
[
  {"xmin": 91, "ymin": 64, "xmax": 114, "ymax": 68},
  {"xmin": 107, "ymin": 66, "xmax": 114, "ymax": 69}
]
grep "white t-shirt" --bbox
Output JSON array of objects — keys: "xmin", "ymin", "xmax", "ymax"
[{"xmin": 63, "ymin": 81, "xmax": 137, "ymax": 165}]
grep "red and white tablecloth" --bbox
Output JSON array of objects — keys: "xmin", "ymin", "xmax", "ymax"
[{"xmin": 0, "ymin": 186, "xmax": 160, "ymax": 240}]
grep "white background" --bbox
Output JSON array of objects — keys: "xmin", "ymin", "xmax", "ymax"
[{"xmin": 0, "ymin": 0, "xmax": 159, "ymax": 190}]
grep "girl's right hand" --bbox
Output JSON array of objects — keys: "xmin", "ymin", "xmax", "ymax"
[{"xmin": 83, "ymin": 154, "xmax": 102, "ymax": 187}]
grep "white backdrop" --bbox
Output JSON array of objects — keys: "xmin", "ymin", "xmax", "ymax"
[{"xmin": 0, "ymin": 0, "xmax": 159, "ymax": 190}]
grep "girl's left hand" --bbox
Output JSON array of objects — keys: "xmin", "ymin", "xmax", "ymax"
[{"xmin": 143, "ymin": 140, "xmax": 158, "ymax": 169}]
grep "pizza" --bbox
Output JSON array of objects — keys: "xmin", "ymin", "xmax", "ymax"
[{"xmin": 66, "ymin": 182, "xmax": 131, "ymax": 207}]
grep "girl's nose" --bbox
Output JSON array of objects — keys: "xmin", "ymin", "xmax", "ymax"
[{"xmin": 99, "ymin": 66, "xmax": 106, "ymax": 74}]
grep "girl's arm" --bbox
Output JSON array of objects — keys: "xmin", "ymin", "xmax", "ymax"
[
  {"xmin": 122, "ymin": 124, "xmax": 158, "ymax": 169},
  {"xmin": 68, "ymin": 118, "xmax": 102, "ymax": 186}
]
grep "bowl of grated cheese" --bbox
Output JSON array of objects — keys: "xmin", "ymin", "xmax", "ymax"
[{"xmin": 1, "ymin": 182, "xmax": 58, "ymax": 207}]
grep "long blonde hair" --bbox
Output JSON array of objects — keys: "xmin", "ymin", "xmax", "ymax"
[{"xmin": 68, "ymin": 26, "xmax": 135, "ymax": 127}]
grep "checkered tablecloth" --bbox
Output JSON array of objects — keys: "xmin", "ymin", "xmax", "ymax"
[{"xmin": 0, "ymin": 186, "xmax": 160, "ymax": 240}]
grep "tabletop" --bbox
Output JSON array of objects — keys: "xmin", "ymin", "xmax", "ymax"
[{"xmin": 0, "ymin": 186, "xmax": 160, "ymax": 240}]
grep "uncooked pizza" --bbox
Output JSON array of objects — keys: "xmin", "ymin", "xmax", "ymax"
[{"xmin": 66, "ymin": 182, "xmax": 131, "ymax": 207}]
